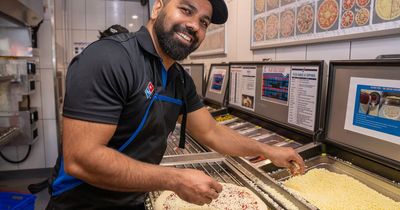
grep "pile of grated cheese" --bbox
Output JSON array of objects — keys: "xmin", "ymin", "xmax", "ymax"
[{"xmin": 283, "ymin": 168, "xmax": 400, "ymax": 210}]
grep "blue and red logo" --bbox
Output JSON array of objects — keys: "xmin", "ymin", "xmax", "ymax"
[{"xmin": 145, "ymin": 82, "xmax": 154, "ymax": 99}]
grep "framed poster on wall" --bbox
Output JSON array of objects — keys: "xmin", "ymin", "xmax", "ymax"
[
  {"xmin": 190, "ymin": 24, "xmax": 227, "ymax": 57},
  {"xmin": 251, "ymin": 0, "xmax": 400, "ymax": 49}
]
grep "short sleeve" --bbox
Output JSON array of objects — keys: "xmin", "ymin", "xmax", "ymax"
[
  {"xmin": 63, "ymin": 40, "xmax": 135, "ymax": 124},
  {"xmin": 183, "ymin": 72, "xmax": 204, "ymax": 113}
]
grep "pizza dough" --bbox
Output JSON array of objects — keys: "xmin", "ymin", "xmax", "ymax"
[
  {"xmin": 283, "ymin": 168, "xmax": 400, "ymax": 210},
  {"xmin": 382, "ymin": 105, "xmax": 400, "ymax": 119},
  {"xmin": 266, "ymin": 14, "xmax": 279, "ymax": 39},
  {"xmin": 297, "ymin": 4, "xmax": 314, "ymax": 33},
  {"xmin": 355, "ymin": 8, "xmax": 370, "ymax": 25},
  {"xmin": 318, "ymin": 0, "xmax": 339, "ymax": 30},
  {"xmin": 154, "ymin": 182, "xmax": 269, "ymax": 210},
  {"xmin": 375, "ymin": 0, "xmax": 400, "ymax": 20}
]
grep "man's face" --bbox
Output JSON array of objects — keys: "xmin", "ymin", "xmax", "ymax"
[{"xmin": 154, "ymin": 0, "xmax": 212, "ymax": 60}]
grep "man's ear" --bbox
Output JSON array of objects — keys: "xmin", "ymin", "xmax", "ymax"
[{"xmin": 151, "ymin": 0, "xmax": 165, "ymax": 20}]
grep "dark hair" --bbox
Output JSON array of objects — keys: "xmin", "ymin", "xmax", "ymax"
[{"xmin": 98, "ymin": 24, "xmax": 129, "ymax": 39}]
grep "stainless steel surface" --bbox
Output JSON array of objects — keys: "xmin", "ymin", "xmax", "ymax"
[
  {"xmin": 267, "ymin": 155, "xmax": 400, "ymax": 202},
  {"xmin": 0, "ymin": 127, "xmax": 19, "ymax": 147},
  {"xmin": 145, "ymin": 160, "xmax": 283, "ymax": 210},
  {"xmin": 0, "ymin": 108, "xmax": 38, "ymax": 146},
  {"xmin": 0, "ymin": 0, "xmax": 43, "ymax": 26},
  {"xmin": 164, "ymin": 129, "xmax": 208, "ymax": 156},
  {"xmin": 161, "ymin": 153, "xmax": 223, "ymax": 166}
]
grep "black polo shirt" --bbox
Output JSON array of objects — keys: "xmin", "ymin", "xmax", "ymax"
[{"xmin": 47, "ymin": 26, "xmax": 203, "ymax": 209}]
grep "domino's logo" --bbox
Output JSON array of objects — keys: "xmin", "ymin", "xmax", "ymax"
[{"xmin": 145, "ymin": 82, "xmax": 154, "ymax": 99}]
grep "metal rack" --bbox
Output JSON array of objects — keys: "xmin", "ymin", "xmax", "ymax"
[
  {"xmin": 0, "ymin": 127, "xmax": 19, "ymax": 147},
  {"xmin": 164, "ymin": 128, "xmax": 208, "ymax": 156}
]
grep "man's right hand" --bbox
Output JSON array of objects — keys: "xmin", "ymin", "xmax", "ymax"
[{"xmin": 172, "ymin": 168, "xmax": 222, "ymax": 206}]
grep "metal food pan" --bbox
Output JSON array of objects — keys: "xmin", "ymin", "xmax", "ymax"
[
  {"xmin": 145, "ymin": 160, "xmax": 283, "ymax": 210},
  {"xmin": 267, "ymin": 155, "xmax": 400, "ymax": 202}
]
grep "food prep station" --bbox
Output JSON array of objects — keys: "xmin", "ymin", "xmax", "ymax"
[{"xmin": 148, "ymin": 60, "xmax": 400, "ymax": 210}]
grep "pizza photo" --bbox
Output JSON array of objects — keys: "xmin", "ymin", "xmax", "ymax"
[
  {"xmin": 318, "ymin": 0, "xmax": 339, "ymax": 30},
  {"xmin": 254, "ymin": 17, "xmax": 266, "ymax": 42},
  {"xmin": 375, "ymin": 0, "xmax": 400, "ymax": 20},
  {"xmin": 267, "ymin": 0, "xmax": 279, "ymax": 10},
  {"xmin": 154, "ymin": 182, "xmax": 269, "ymax": 210},
  {"xmin": 297, "ymin": 4, "xmax": 315, "ymax": 34},
  {"xmin": 280, "ymin": 9, "xmax": 295, "ymax": 37},
  {"xmin": 355, "ymin": 8, "xmax": 370, "ymax": 25},
  {"xmin": 343, "ymin": 0, "xmax": 356, "ymax": 10},
  {"xmin": 255, "ymin": 0, "xmax": 266, "ymax": 14},
  {"xmin": 341, "ymin": 10, "xmax": 355, "ymax": 28},
  {"xmin": 356, "ymin": 0, "xmax": 370, "ymax": 7},
  {"xmin": 266, "ymin": 14, "xmax": 279, "ymax": 39}
]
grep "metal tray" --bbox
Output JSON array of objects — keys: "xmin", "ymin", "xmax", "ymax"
[
  {"xmin": 164, "ymin": 128, "xmax": 208, "ymax": 156},
  {"xmin": 268, "ymin": 155, "xmax": 400, "ymax": 202},
  {"xmin": 145, "ymin": 159, "xmax": 284, "ymax": 210}
]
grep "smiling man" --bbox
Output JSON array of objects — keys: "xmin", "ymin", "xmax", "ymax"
[{"xmin": 46, "ymin": 0, "xmax": 304, "ymax": 209}]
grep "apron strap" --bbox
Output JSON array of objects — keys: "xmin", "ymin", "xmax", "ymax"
[{"xmin": 178, "ymin": 69, "xmax": 187, "ymax": 149}]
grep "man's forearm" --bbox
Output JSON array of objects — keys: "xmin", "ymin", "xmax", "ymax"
[{"xmin": 64, "ymin": 145, "xmax": 178, "ymax": 192}]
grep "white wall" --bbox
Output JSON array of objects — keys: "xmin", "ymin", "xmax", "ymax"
[
  {"xmin": 186, "ymin": 0, "xmax": 400, "ymax": 76},
  {"xmin": 0, "ymin": 0, "xmax": 59, "ymax": 171}
]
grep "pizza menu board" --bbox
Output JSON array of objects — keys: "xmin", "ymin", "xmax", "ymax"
[
  {"xmin": 344, "ymin": 77, "xmax": 400, "ymax": 144},
  {"xmin": 191, "ymin": 24, "xmax": 226, "ymax": 56},
  {"xmin": 261, "ymin": 65, "xmax": 291, "ymax": 105},
  {"xmin": 251, "ymin": 0, "xmax": 400, "ymax": 48},
  {"xmin": 209, "ymin": 68, "xmax": 227, "ymax": 94},
  {"xmin": 287, "ymin": 66, "xmax": 319, "ymax": 131},
  {"xmin": 229, "ymin": 65, "xmax": 257, "ymax": 111}
]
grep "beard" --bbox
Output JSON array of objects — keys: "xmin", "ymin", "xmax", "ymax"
[{"xmin": 154, "ymin": 11, "xmax": 200, "ymax": 60}]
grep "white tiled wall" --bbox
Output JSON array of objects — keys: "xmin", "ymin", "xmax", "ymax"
[
  {"xmin": 40, "ymin": 69, "xmax": 57, "ymax": 120},
  {"xmin": 86, "ymin": 0, "xmax": 106, "ymax": 30},
  {"xmin": 69, "ymin": 0, "xmax": 86, "ymax": 29},
  {"xmin": 106, "ymin": 0, "xmax": 125, "ymax": 28},
  {"xmin": 43, "ymin": 119, "xmax": 58, "ymax": 167}
]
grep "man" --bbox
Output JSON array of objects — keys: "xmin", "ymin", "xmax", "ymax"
[{"xmin": 46, "ymin": 0, "xmax": 305, "ymax": 209}]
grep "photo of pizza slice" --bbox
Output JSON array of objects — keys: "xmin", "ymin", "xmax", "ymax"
[
  {"xmin": 343, "ymin": 0, "xmax": 356, "ymax": 10},
  {"xmin": 267, "ymin": 0, "xmax": 279, "ymax": 10},
  {"xmin": 375, "ymin": 0, "xmax": 400, "ymax": 20},
  {"xmin": 297, "ymin": 4, "xmax": 315, "ymax": 34},
  {"xmin": 356, "ymin": 0, "xmax": 370, "ymax": 7},
  {"xmin": 318, "ymin": 0, "xmax": 339, "ymax": 30},
  {"xmin": 254, "ymin": 17, "xmax": 266, "ymax": 42},
  {"xmin": 355, "ymin": 8, "xmax": 370, "ymax": 25},
  {"xmin": 255, "ymin": 0, "xmax": 266, "ymax": 14},
  {"xmin": 280, "ymin": 9, "xmax": 295, "ymax": 37},
  {"xmin": 341, "ymin": 10, "xmax": 355, "ymax": 28},
  {"xmin": 154, "ymin": 182, "xmax": 269, "ymax": 210},
  {"xmin": 266, "ymin": 14, "xmax": 279, "ymax": 39}
]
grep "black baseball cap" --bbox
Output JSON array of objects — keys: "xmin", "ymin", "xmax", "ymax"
[{"xmin": 208, "ymin": 0, "xmax": 228, "ymax": 24}]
